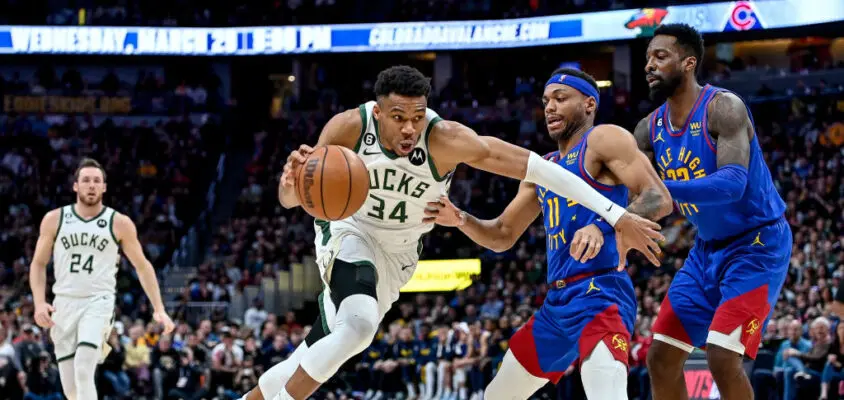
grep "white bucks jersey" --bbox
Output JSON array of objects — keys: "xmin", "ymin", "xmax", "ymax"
[
  {"xmin": 52, "ymin": 205, "xmax": 120, "ymax": 297},
  {"xmin": 350, "ymin": 101, "xmax": 452, "ymax": 248}
]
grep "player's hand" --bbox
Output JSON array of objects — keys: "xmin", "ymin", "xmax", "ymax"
[
  {"xmin": 423, "ymin": 196, "xmax": 465, "ymax": 226},
  {"xmin": 153, "ymin": 311, "xmax": 175, "ymax": 335},
  {"xmin": 34, "ymin": 302, "xmax": 55, "ymax": 328},
  {"xmin": 280, "ymin": 144, "xmax": 315, "ymax": 189},
  {"xmin": 570, "ymin": 224, "xmax": 604, "ymax": 263},
  {"xmin": 614, "ymin": 212, "xmax": 665, "ymax": 271}
]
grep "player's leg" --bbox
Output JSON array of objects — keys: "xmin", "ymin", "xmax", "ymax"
[
  {"xmin": 279, "ymin": 258, "xmax": 380, "ymax": 399},
  {"xmin": 483, "ymin": 351, "xmax": 549, "ymax": 400},
  {"xmin": 576, "ymin": 299, "xmax": 635, "ymax": 400},
  {"xmin": 50, "ymin": 296, "xmax": 81, "ymax": 400},
  {"xmin": 704, "ymin": 219, "xmax": 791, "ymax": 399},
  {"xmin": 485, "ymin": 314, "xmax": 563, "ymax": 400},
  {"xmin": 648, "ymin": 244, "xmax": 715, "ymax": 400},
  {"xmin": 581, "ymin": 341, "xmax": 627, "ymax": 399},
  {"xmin": 73, "ymin": 294, "xmax": 115, "ymax": 400}
]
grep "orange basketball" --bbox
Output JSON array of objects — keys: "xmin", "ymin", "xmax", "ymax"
[{"xmin": 296, "ymin": 145, "xmax": 369, "ymax": 221}]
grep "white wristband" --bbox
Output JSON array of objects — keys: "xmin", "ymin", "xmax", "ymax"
[{"xmin": 524, "ymin": 152, "xmax": 627, "ymax": 226}]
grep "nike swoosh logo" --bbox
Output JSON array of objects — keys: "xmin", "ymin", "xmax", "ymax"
[
  {"xmin": 363, "ymin": 150, "xmax": 380, "ymax": 156},
  {"xmin": 605, "ymin": 204, "xmax": 613, "ymax": 212},
  {"xmin": 401, "ymin": 265, "xmax": 413, "ymax": 271}
]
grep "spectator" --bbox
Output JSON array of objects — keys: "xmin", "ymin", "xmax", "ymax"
[
  {"xmin": 124, "ymin": 324, "xmax": 152, "ymax": 395},
  {"xmin": 101, "ymin": 329, "xmax": 131, "ymax": 399},
  {"xmin": 0, "ymin": 355, "xmax": 25, "ymax": 400},
  {"xmin": 166, "ymin": 348, "xmax": 207, "ymax": 400},
  {"xmin": 244, "ymin": 299, "xmax": 268, "ymax": 337},
  {"xmin": 783, "ymin": 317, "xmax": 833, "ymax": 400},
  {"xmin": 821, "ymin": 322, "xmax": 844, "ymax": 400},
  {"xmin": 210, "ymin": 327, "xmax": 243, "ymax": 397},
  {"xmin": 151, "ymin": 335, "xmax": 181, "ymax": 400},
  {"xmin": 22, "ymin": 351, "xmax": 61, "ymax": 400}
]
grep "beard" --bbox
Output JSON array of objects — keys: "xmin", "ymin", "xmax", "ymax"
[
  {"xmin": 549, "ymin": 114, "xmax": 587, "ymax": 142},
  {"xmin": 648, "ymin": 73, "xmax": 683, "ymax": 103},
  {"xmin": 78, "ymin": 193, "xmax": 102, "ymax": 206}
]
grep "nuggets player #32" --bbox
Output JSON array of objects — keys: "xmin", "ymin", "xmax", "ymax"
[
  {"xmin": 30, "ymin": 158, "xmax": 175, "ymax": 400},
  {"xmin": 636, "ymin": 24, "xmax": 791, "ymax": 400}
]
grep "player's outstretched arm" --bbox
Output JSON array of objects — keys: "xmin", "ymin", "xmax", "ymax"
[
  {"xmin": 429, "ymin": 121, "xmax": 664, "ymax": 264},
  {"xmin": 590, "ymin": 125, "xmax": 673, "ymax": 222},
  {"xmin": 430, "ymin": 120, "xmax": 629, "ymax": 225},
  {"xmin": 30, "ymin": 209, "xmax": 60, "ymax": 329},
  {"xmin": 278, "ymin": 108, "xmax": 363, "ymax": 209},
  {"xmin": 662, "ymin": 92, "xmax": 752, "ymax": 205},
  {"xmin": 424, "ymin": 182, "xmax": 541, "ymax": 252},
  {"xmin": 114, "ymin": 213, "xmax": 175, "ymax": 335}
]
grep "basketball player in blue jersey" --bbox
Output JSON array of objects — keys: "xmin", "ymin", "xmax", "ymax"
[
  {"xmin": 426, "ymin": 68, "xmax": 673, "ymax": 399},
  {"xmin": 637, "ymin": 24, "xmax": 791, "ymax": 400}
]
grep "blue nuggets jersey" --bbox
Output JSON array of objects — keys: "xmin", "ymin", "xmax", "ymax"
[
  {"xmin": 535, "ymin": 127, "xmax": 629, "ymax": 283},
  {"xmin": 648, "ymin": 84, "xmax": 786, "ymax": 241}
]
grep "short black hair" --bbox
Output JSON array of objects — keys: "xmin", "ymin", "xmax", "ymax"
[
  {"xmin": 654, "ymin": 23, "xmax": 704, "ymax": 73},
  {"xmin": 374, "ymin": 65, "xmax": 432, "ymax": 99},
  {"xmin": 550, "ymin": 67, "xmax": 599, "ymax": 92},
  {"xmin": 74, "ymin": 157, "xmax": 107, "ymax": 182}
]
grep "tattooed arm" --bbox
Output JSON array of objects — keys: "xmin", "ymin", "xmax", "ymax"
[
  {"xmin": 708, "ymin": 92, "xmax": 751, "ymax": 169},
  {"xmin": 660, "ymin": 92, "xmax": 751, "ymax": 205},
  {"xmin": 589, "ymin": 124, "xmax": 673, "ymax": 221},
  {"xmin": 632, "ymin": 114, "xmax": 654, "ymax": 158}
]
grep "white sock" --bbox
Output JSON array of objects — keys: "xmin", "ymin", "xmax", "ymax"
[
  {"xmin": 74, "ymin": 345, "xmax": 100, "ymax": 400},
  {"xmin": 58, "ymin": 359, "xmax": 77, "ymax": 400}
]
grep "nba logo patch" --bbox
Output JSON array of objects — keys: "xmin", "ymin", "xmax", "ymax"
[{"xmin": 723, "ymin": 1, "xmax": 764, "ymax": 32}]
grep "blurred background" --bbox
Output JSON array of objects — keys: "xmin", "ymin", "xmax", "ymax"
[{"xmin": 0, "ymin": 1, "xmax": 842, "ymax": 399}]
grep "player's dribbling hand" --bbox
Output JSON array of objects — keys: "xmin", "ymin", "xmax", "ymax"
[
  {"xmin": 570, "ymin": 224, "xmax": 604, "ymax": 263},
  {"xmin": 614, "ymin": 212, "xmax": 665, "ymax": 271},
  {"xmin": 153, "ymin": 311, "xmax": 175, "ymax": 335},
  {"xmin": 280, "ymin": 144, "xmax": 315, "ymax": 189},
  {"xmin": 34, "ymin": 302, "xmax": 55, "ymax": 329},
  {"xmin": 423, "ymin": 196, "xmax": 464, "ymax": 226}
]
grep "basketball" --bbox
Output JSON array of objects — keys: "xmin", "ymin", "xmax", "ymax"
[{"xmin": 296, "ymin": 145, "xmax": 369, "ymax": 221}]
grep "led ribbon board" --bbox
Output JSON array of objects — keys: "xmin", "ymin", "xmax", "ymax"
[{"xmin": 0, "ymin": 0, "xmax": 840, "ymax": 55}]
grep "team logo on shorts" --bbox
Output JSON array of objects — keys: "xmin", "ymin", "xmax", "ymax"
[
  {"xmin": 409, "ymin": 148, "xmax": 426, "ymax": 166},
  {"xmin": 745, "ymin": 318, "xmax": 761, "ymax": 336},
  {"xmin": 363, "ymin": 133, "xmax": 376, "ymax": 146},
  {"xmin": 611, "ymin": 334, "xmax": 628, "ymax": 352},
  {"xmin": 97, "ymin": 219, "xmax": 107, "ymax": 228}
]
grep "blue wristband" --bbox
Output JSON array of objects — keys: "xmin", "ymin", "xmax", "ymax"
[{"xmin": 594, "ymin": 218, "xmax": 614, "ymax": 235}]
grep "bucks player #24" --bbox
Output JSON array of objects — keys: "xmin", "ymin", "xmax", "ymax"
[
  {"xmin": 52, "ymin": 205, "xmax": 120, "ymax": 297},
  {"xmin": 351, "ymin": 101, "xmax": 452, "ymax": 247}
]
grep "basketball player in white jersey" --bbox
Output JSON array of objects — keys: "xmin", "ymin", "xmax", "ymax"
[
  {"xmin": 29, "ymin": 158, "xmax": 175, "ymax": 400},
  {"xmin": 242, "ymin": 66, "xmax": 666, "ymax": 400}
]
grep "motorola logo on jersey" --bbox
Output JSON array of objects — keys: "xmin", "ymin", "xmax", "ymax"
[
  {"xmin": 363, "ymin": 133, "xmax": 376, "ymax": 146},
  {"xmin": 97, "ymin": 219, "xmax": 107, "ymax": 228},
  {"xmin": 723, "ymin": 1, "xmax": 764, "ymax": 32},
  {"xmin": 409, "ymin": 148, "xmax": 426, "ymax": 166}
]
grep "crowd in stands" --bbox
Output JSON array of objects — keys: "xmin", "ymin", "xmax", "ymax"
[
  {"xmin": 0, "ymin": 52, "xmax": 842, "ymax": 400},
  {"xmin": 0, "ymin": 64, "xmax": 225, "ymax": 115}
]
